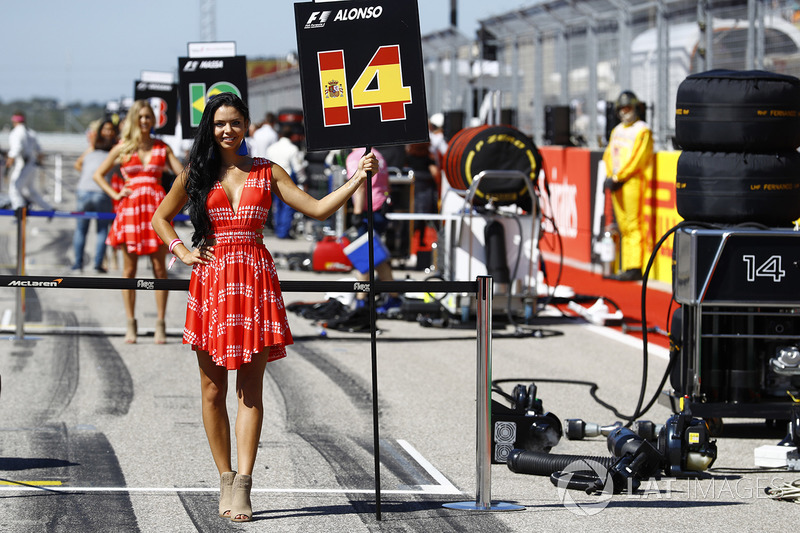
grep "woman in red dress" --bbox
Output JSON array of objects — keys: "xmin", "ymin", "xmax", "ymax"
[
  {"xmin": 93, "ymin": 100, "xmax": 184, "ymax": 343},
  {"xmin": 152, "ymin": 93, "xmax": 377, "ymax": 522}
]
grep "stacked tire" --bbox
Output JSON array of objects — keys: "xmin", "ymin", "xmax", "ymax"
[
  {"xmin": 675, "ymin": 70, "xmax": 800, "ymax": 225},
  {"xmin": 443, "ymin": 125, "xmax": 543, "ymax": 212}
]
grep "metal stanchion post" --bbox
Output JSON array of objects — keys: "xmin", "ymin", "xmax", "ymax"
[
  {"xmin": 2, "ymin": 207, "xmax": 41, "ymax": 342},
  {"xmin": 444, "ymin": 276, "xmax": 524, "ymax": 512},
  {"xmin": 14, "ymin": 208, "xmax": 26, "ymax": 340}
]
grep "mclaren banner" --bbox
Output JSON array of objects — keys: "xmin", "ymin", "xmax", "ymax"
[
  {"xmin": 294, "ymin": 0, "xmax": 428, "ymax": 151},
  {"xmin": 177, "ymin": 55, "xmax": 248, "ymax": 139}
]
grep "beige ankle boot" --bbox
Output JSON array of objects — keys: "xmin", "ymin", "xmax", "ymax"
[
  {"xmin": 218, "ymin": 471, "xmax": 237, "ymax": 518},
  {"xmin": 125, "ymin": 318, "xmax": 137, "ymax": 344},
  {"xmin": 154, "ymin": 319, "xmax": 166, "ymax": 344},
  {"xmin": 230, "ymin": 474, "xmax": 253, "ymax": 522}
]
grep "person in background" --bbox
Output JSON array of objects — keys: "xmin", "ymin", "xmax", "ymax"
[
  {"xmin": 75, "ymin": 118, "xmax": 102, "ymax": 170},
  {"xmin": 346, "ymin": 147, "xmax": 401, "ymax": 314},
  {"xmin": 428, "ymin": 112, "xmax": 448, "ymax": 164},
  {"xmin": 265, "ymin": 125, "xmax": 307, "ymax": 238},
  {"xmin": 6, "ymin": 111, "xmax": 52, "ymax": 211},
  {"xmin": 0, "ymin": 149, "xmax": 6, "ymax": 198},
  {"xmin": 602, "ymin": 90, "xmax": 653, "ymax": 282},
  {"xmin": 72, "ymin": 119, "xmax": 119, "ymax": 273},
  {"xmin": 86, "ymin": 115, "xmax": 126, "ymax": 271},
  {"xmin": 92, "ymin": 100, "xmax": 184, "ymax": 343},
  {"xmin": 597, "ymin": 99, "xmax": 609, "ymax": 146},
  {"xmin": 404, "ymin": 141, "xmax": 440, "ymax": 268},
  {"xmin": 570, "ymin": 99, "xmax": 590, "ymax": 147},
  {"xmin": 151, "ymin": 92, "xmax": 378, "ymax": 522},
  {"xmin": 252, "ymin": 112, "xmax": 278, "ymax": 157}
]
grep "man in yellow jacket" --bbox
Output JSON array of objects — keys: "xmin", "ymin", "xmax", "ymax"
[{"xmin": 602, "ymin": 91, "xmax": 653, "ymax": 281}]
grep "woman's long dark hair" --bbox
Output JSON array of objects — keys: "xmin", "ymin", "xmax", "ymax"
[
  {"xmin": 185, "ymin": 92, "xmax": 251, "ymax": 246},
  {"xmin": 93, "ymin": 119, "xmax": 118, "ymax": 151}
]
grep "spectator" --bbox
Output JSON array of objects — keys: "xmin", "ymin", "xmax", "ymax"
[
  {"xmin": 428, "ymin": 112, "xmax": 448, "ymax": 164},
  {"xmin": 265, "ymin": 125, "xmax": 307, "ymax": 238},
  {"xmin": 72, "ymin": 119, "xmax": 119, "ymax": 273},
  {"xmin": 346, "ymin": 147, "xmax": 401, "ymax": 313},
  {"xmin": 0, "ymin": 149, "xmax": 6, "ymax": 201},
  {"xmin": 404, "ymin": 141, "xmax": 440, "ymax": 267},
  {"xmin": 252, "ymin": 112, "xmax": 278, "ymax": 157},
  {"xmin": 571, "ymin": 99, "xmax": 590, "ymax": 147},
  {"xmin": 597, "ymin": 99, "xmax": 609, "ymax": 146},
  {"xmin": 75, "ymin": 118, "xmax": 102, "ymax": 170}
]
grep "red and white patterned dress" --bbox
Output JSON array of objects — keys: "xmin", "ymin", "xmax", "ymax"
[
  {"xmin": 107, "ymin": 139, "xmax": 169, "ymax": 255},
  {"xmin": 183, "ymin": 158, "xmax": 292, "ymax": 369}
]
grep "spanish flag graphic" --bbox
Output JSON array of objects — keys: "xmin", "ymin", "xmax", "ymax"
[{"xmin": 318, "ymin": 50, "xmax": 350, "ymax": 127}]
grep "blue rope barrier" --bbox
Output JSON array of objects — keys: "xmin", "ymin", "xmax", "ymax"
[{"xmin": 0, "ymin": 209, "xmax": 190, "ymax": 221}]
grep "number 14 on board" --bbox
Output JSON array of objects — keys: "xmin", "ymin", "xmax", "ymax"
[{"xmin": 318, "ymin": 45, "xmax": 413, "ymax": 127}]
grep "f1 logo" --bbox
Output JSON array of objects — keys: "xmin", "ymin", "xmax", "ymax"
[{"xmin": 305, "ymin": 10, "xmax": 331, "ymax": 28}]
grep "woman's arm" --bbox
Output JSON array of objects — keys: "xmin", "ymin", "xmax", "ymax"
[
  {"xmin": 151, "ymin": 172, "xmax": 213, "ymax": 267},
  {"xmin": 74, "ymin": 146, "xmax": 91, "ymax": 171},
  {"xmin": 350, "ymin": 178, "xmax": 366, "ymax": 215},
  {"xmin": 93, "ymin": 145, "xmax": 128, "ymax": 200},
  {"xmin": 164, "ymin": 144, "xmax": 185, "ymax": 176},
  {"xmin": 273, "ymin": 153, "xmax": 377, "ymax": 221}
]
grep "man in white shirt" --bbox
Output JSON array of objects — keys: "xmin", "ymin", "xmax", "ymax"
[
  {"xmin": 265, "ymin": 126, "xmax": 307, "ymax": 238},
  {"xmin": 428, "ymin": 112, "xmax": 448, "ymax": 164},
  {"xmin": 252, "ymin": 112, "xmax": 278, "ymax": 157},
  {"xmin": 6, "ymin": 112, "xmax": 52, "ymax": 210}
]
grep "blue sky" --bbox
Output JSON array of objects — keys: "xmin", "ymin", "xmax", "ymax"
[{"xmin": 1, "ymin": 0, "xmax": 520, "ymax": 104}]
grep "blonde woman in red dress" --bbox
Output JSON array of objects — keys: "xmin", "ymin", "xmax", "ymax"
[
  {"xmin": 94, "ymin": 100, "xmax": 184, "ymax": 343},
  {"xmin": 152, "ymin": 93, "xmax": 377, "ymax": 522}
]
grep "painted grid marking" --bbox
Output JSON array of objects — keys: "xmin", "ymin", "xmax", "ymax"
[{"xmin": 0, "ymin": 440, "xmax": 463, "ymax": 495}]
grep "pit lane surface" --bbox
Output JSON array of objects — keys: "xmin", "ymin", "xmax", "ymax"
[{"xmin": 1, "ymin": 200, "xmax": 798, "ymax": 531}]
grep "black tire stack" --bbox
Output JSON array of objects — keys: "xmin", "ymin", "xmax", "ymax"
[
  {"xmin": 442, "ymin": 125, "xmax": 543, "ymax": 211},
  {"xmin": 675, "ymin": 69, "xmax": 800, "ymax": 226}
]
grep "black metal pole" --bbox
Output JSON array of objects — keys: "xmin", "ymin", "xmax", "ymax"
[{"xmin": 363, "ymin": 145, "xmax": 382, "ymax": 520}]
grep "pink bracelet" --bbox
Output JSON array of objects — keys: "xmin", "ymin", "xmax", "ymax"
[{"xmin": 168, "ymin": 238, "xmax": 183, "ymax": 270}]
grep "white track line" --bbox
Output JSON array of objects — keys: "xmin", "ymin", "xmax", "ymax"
[
  {"xmin": 0, "ymin": 486, "xmax": 458, "ymax": 494},
  {"xmin": 584, "ymin": 323, "xmax": 670, "ymax": 361},
  {"xmin": 396, "ymin": 439, "xmax": 460, "ymax": 494},
  {"xmin": 0, "ymin": 440, "xmax": 463, "ymax": 496}
]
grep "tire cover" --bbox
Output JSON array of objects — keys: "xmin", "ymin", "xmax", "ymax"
[
  {"xmin": 443, "ymin": 125, "xmax": 542, "ymax": 209},
  {"xmin": 675, "ymin": 70, "xmax": 800, "ymax": 152},
  {"xmin": 676, "ymin": 150, "xmax": 800, "ymax": 224}
]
